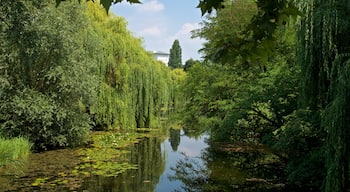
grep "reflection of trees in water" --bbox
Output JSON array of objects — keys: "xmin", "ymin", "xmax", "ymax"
[
  {"xmin": 170, "ymin": 147, "xmax": 287, "ymax": 192},
  {"xmin": 169, "ymin": 128, "xmax": 181, "ymax": 151},
  {"xmin": 204, "ymin": 147, "xmax": 285, "ymax": 183},
  {"xmin": 169, "ymin": 153, "xmax": 208, "ymax": 192},
  {"xmin": 182, "ymin": 126, "xmax": 206, "ymax": 138},
  {"xmin": 82, "ymin": 137, "xmax": 165, "ymax": 192}
]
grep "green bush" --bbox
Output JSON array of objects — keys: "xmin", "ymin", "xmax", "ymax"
[
  {"xmin": 0, "ymin": 89, "xmax": 90, "ymax": 150},
  {"xmin": 0, "ymin": 1, "xmax": 94, "ymax": 150}
]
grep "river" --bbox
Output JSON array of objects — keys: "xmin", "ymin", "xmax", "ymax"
[
  {"xmin": 1, "ymin": 128, "xmax": 286, "ymax": 191},
  {"xmin": 80, "ymin": 129, "xmax": 212, "ymax": 192}
]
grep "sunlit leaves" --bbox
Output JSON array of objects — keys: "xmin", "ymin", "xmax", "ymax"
[
  {"xmin": 85, "ymin": 2, "xmax": 177, "ymax": 130},
  {"xmin": 76, "ymin": 132, "xmax": 140, "ymax": 177},
  {"xmin": 0, "ymin": 137, "xmax": 31, "ymax": 175},
  {"xmin": 56, "ymin": 0, "xmax": 141, "ymax": 13}
]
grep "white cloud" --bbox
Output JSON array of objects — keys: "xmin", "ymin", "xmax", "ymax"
[
  {"xmin": 168, "ymin": 22, "xmax": 204, "ymax": 61},
  {"xmin": 139, "ymin": 26, "xmax": 163, "ymax": 36},
  {"xmin": 113, "ymin": 0, "xmax": 168, "ymax": 41},
  {"xmin": 137, "ymin": 0, "xmax": 165, "ymax": 12},
  {"xmin": 111, "ymin": 2, "xmax": 204, "ymax": 61},
  {"xmin": 175, "ymin": 23, "xmax": 201, "ymax": 36}
]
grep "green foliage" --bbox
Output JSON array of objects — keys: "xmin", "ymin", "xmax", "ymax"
[
  {"xmin": 191, "ymin": 0, "xmax": 350, "ymax": 190},
  {"xmin": 181, "ymin": 62, "xmax": 236, "ymax": 133},
  {"xmin": 183, "ymin": 1, "xmax": 298, "ymax": 142},
  {"xmin": 296, "ymin": 0, "xmax": 350, "ymax": 191},
  {"xmin": 210, "ymin": 54, "xmax": 299, "ymax": 144},
  {"xmin": 272, "ymin": 109, "xmax": 325, "ymax": 188},
  {"xmin": 168, "ymin": 39, "xmax": 183, "ymax": 68},
  {"xmin": 0, "ymin": 0, "xmax": 179, "ymax": 151},
  {"xmin": 0, "ymin": 0, "xmax": 96, "ymax": 150},
  {"xmin": 181, "ymin": 0, "xmax": 333, "ymax": 190},
  {"xmin": 53, "ymin": 0, "xmax": 300, "ymax": 65},
  {"xmin": 55, "ymin": 0, "xmax": 141, "ymax": 13},
  {"xmin": 323, "ymin": 59, "xmax": 350, "ymax": 191},
  {"xmin": 184, "ymin": 58, "xmax": 200, "ymax": 71},
  {"xmin": 193, "ymin": 0, "xmax": 257, "ymax": 63},
  {"xmin": 0, "ymin": 137, "xmax": 31, "ymax": 175},
  {"xmin": 194, "ymin": 0, "xmax": 300, "ymax": 63},
  {"xmin": 189, "ymin": 0, "xmax": 350, "ymax": 190},
  {"xmin": 169, "ymin": 68, "xmax": 187, "ymax": 112},
  {"xmin": 0, "ymin": 89, "xmax": 90, "ymax": 150},
  {"xmin": 85, "ymin": 3, "xmax": 177, "ymax": 130},
  {"xmin": 197, "ymin": 0, "xmax": 225, "ymax": 15}
]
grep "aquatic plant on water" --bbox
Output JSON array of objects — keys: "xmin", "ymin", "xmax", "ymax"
[{"xmin": 75, "ymin": 131, "xmax": 142, "ymax": 177}]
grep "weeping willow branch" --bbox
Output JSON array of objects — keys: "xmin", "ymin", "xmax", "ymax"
[{"xmin": 297, "ymin": 0, "xmax": 350, "ymax": 191}]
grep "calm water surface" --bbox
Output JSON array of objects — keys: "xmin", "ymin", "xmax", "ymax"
[
  {"xmin": 155, "ymin": 129, "xmax": 208, "ymax": 191},
  {"xmin": 2, "ymin": 128, "xmax": 287, "ymax": 191},
  {"xmin": 81, "ymin": 129, "xmax": 211, "ymax": 192}
]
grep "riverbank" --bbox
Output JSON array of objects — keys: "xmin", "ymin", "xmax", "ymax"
[
  {"xmin": 0, "ymin": 130, "xmax": 152, "ymax": 191},
  {"xmin": 0, "ymin": 137, "xmax": 31, "ymax": 175}
]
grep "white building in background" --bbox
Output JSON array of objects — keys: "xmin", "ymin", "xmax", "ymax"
[{"xmin": 152, "ymin": 51, "xmax": 170, "ymax": 65}]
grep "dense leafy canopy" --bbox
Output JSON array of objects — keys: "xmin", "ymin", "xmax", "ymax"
[
  {"xmin": 0, "ymin": 0, "xmax": 181, "ymax": 150},
  {"xmin": 296, "ymin": 0, "xmax": 350, "ymax": 191},
  {"xmin": 55, "ymin": 0, "xmax": 141, "ymax": 13},
  {"xmin": 184, "ymin": 58, "xmax": 200, "ymax": 71},
  {"xmin": 182, "ymin": 0, "xmax": 350, "ymax": 191},
  {"xmin": 53, "ymin": 0, "xmax": 300, "ymax": 64},
  {"xmin": 2, "ymin": 0, "xmax": 350, "ymax": 191},
  {"xmin": 0, "ymin": 1, "xmax": 96, "ymax": 150}
]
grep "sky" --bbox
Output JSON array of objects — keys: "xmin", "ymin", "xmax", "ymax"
[{"xmin": 110, "ymin": 0, "xmax": 206, "ymax": 62}]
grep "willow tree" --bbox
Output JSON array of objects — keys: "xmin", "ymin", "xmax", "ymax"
[
  {"xmin": 85, "ymin": 2, "xmax": 177, "ymax": 130},
  {"xmin": 297, "ymin": 0, "xmax": 350, "ymax": 191}
]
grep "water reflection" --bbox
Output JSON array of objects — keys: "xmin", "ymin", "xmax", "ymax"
[
  {"xmin": 2, "ymin": 128, "xmax": 286, "ymax": 191},
  {"xmin": 81, "ymin": 129, "xmax": 284, "ymax": 192},
  {"xmin": 81, "ymin": 137, "xmax": 165, "ymax": 192},
  {"xmin": 80, "ymin": 129, "xmax": 209, "ymax": 192},
  {"xmin": 156, "ymin": 129, "xmax": 208, "ymax": 192},
  {"xmin": 171, "ymin": 142, "xmax": 286, "ymax": 192},
  {"xmin": 169, "ymin": 128, "xmax": 180, "ymax": 152}
]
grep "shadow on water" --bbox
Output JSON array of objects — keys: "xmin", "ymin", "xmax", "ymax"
[{"xmin": 169, "ymin": 128, "xmax": 181, "ymax": 152}]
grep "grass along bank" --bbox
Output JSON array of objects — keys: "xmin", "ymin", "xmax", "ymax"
[{"xmin": 0, "ymin": 137, "xmax": 31, "ymax": 175}]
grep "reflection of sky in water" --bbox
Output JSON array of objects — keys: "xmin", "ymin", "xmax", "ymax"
[{"xmin": 155, "ymin": 130, "xmax": 209, "ymax": 192}]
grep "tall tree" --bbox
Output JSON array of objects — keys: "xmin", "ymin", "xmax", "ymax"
[
  {"xmin": 84, "ymin": 2, "xmax": 178, "ymax": 130},
  {"xmin": 0, "ymin": 0, "xmax": 97, "ymax": 150},
  {"xmin": 297, "ymin": 0, "xmax": 350, "ymax": 191},
  {"xmin": 168, "ymin": 39, "xmax": 182, "ymax": 68}
]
